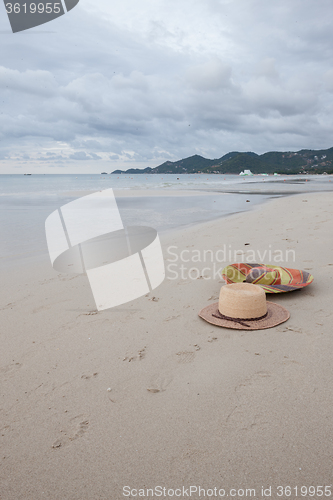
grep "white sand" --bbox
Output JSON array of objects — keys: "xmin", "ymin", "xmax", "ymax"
[{"xmin": 1, "ymin": 192, "xmax": 333, "ymax": 499}]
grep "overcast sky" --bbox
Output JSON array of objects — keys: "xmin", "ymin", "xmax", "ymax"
[{"xmin": 1, "ymin": 0, "xmax": 333, "ymax": 173}]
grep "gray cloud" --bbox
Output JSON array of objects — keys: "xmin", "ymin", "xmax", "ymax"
[
  {"xmin": 0, "ymin": 66, "xmax": 56, "ymax": 96},
  {"xmin": 1, "ymin": 0, "xmax": 333, "ymax": 172},
  {"xmin": 69, "ymin": 152, "xmax": 102, "ymax": 160},
  {"xmin": 185, "ymin": 59, "xmax": 233, "ymax": 91}
]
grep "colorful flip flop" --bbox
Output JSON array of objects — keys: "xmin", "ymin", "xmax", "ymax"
[{"xmin": 221, "ymin": 263, "xmax": 314, "ymax": 293}]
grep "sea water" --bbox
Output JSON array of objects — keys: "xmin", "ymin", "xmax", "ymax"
[{"xmin": 1, "ymin": 173, "xmax": 332, "ymax": 267}]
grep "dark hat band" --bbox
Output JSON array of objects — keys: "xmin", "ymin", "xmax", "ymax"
[{"xmin": 212, "ymin": 309, "xmax": 268, "ymax": 328}]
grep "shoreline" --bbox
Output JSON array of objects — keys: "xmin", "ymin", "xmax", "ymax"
[
  {"xmin": 0, "ymin": 189, "xmax": 324, "ymax": 271},
  {"xmin": 0, "ymin": 189, "xmax": 276, "ymax": 271}
]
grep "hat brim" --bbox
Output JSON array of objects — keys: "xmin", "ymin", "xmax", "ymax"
[
  {"xmin": 199, "ymin": 301, "xmax": 290, "ymax": 330},
  {"xmin": 221, "ymin": 263, "xmax": 314, "ymax": 293}
]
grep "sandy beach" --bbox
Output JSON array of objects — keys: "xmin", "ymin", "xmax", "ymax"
[{"xmin": 1, "ymin": 191, "xmax": 333, "ymax": 500}]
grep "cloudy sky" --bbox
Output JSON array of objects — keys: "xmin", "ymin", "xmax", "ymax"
[{"xmin": 1, "ymin": 0, "xmax": 333, "ymax": 173}]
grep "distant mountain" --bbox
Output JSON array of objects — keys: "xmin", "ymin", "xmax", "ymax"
[{"xmin": 111, "ymin": 147, "xmax": 333, "ymax": 175}]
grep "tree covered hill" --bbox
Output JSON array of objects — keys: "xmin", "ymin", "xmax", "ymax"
[{"xmin": 111, "ymin": 147, "xmax": 333, "ymax": 175}]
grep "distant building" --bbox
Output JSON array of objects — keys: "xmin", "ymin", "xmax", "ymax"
[{"xmin": 239, "ymin": 169, "xmax": 253, "ymax": 176}]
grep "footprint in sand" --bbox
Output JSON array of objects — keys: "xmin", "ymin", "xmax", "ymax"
[
  {"xmin": 32, "ymin": 304, "xmax": 51, "ymax": 314},
  {"xmin": 0, "ymin": 302, "xmax": 15, "ymax": 311},
  {"xmin": 0, "ymin": 362, "xmax": 22, "ymax": 379},
  {"xmin": 52, "ymin": 439, "xmax": 62, "ymax": 449},
  {"xmin": 224, "ymin": 371, "xmax": 272, "ymax": 431},
  {"xmin": 235, "ymin": 371, "xmax": 271, "ymax": 395},
  {"xmin": 164, "ymin": 315, "xmax": 181, "ymax": 322},
  {"xmin": 176, "ymin": 351, "xmax": 196, "ymax": 364},
  {"xmin": 52, "ymin": 414, "xmax": 89, "ymax": 449},
  {"xmin": 147, "ymin": 347, "xmax": 202, "ymax": 393},
  {"xmin": 123, "ymin": 347, "xmax": 147, "ymax": 362},
  {"xmin": 147, "ymin": 372, "xmax": 173, "ymax": 394},
  {"xmin": 81, "ymin": 372, "xmax": 98, "ymax": 380},
  {"xmin": 70, "ymin": 419, "xmax": 89, "ymax": 441}
]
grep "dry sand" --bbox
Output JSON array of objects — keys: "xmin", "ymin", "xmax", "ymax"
[{"xmin": 1, "ymin": 191, "xmax": 333, "ymax": 499}]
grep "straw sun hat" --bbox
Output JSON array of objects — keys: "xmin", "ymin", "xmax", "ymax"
[
  {"xmin": 221, "ymin": 263, "xmax": 314, "ymax": 293},
  {"xmin": 199, "ymin": 282, "xmax": 290, "ymax": 330}
]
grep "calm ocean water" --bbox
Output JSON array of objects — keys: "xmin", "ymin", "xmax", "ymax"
[{"xmin": 1, "ymin": 173, "xmax": 332, "ymax": 267}]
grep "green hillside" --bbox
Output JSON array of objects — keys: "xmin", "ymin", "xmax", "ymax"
[
  {"xmin": 145, "ymin": 155, "xmax": 217, "ymax": 174},
  {"xmin": 111, "ymin": 147, "xmax": 333, "ymax": 175}
]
